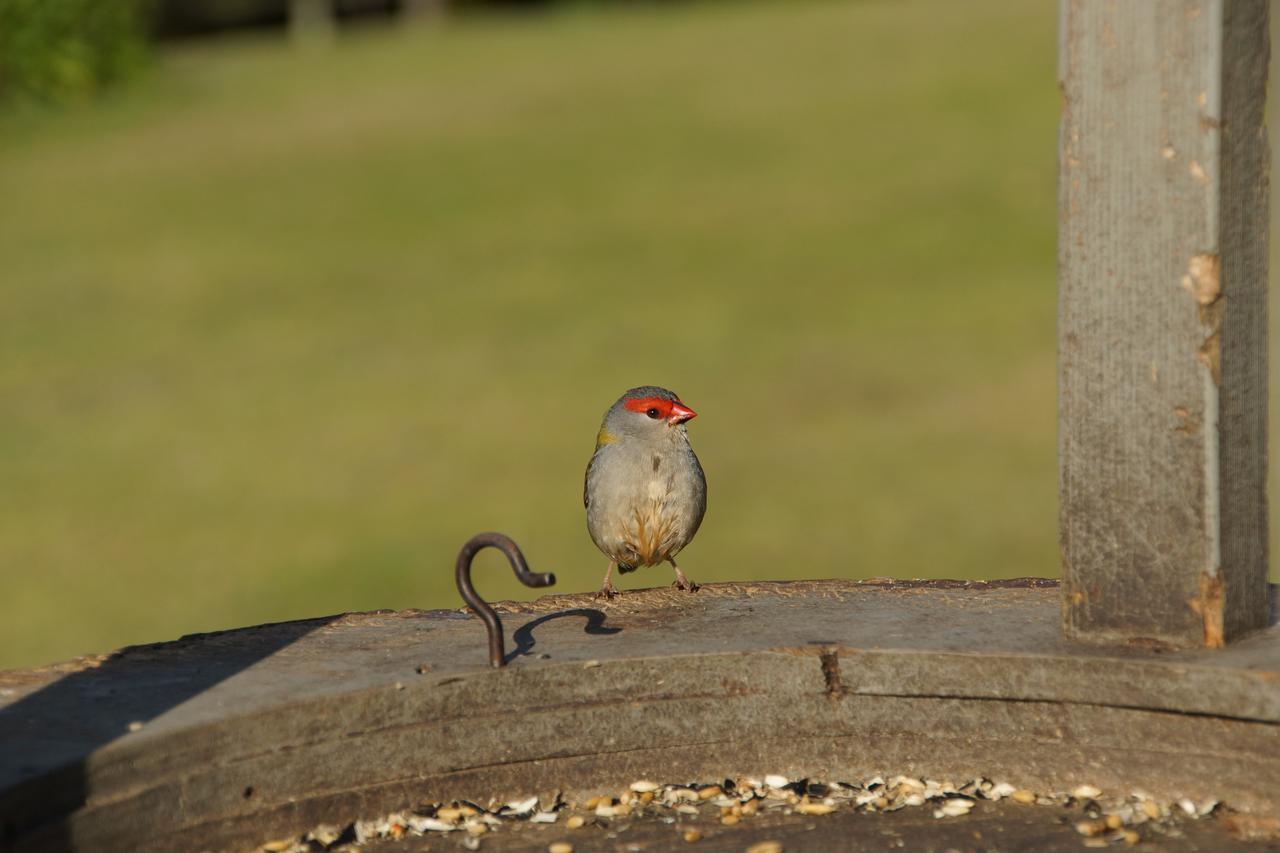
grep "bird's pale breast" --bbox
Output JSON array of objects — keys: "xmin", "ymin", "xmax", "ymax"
[{"xmin": 585, "ymin": 439, "xmax": 705, "ymax": 569}]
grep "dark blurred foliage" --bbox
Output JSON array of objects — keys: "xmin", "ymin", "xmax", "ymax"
[
  {"xmin": 155, "ymin": 0, "xmax": 402, "ymax": 38},
  {"xmin": 0, "ymin": 0, "xmax": 153, "ymax": 103}
]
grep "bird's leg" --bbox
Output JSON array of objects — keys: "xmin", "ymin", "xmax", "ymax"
[
  {"xmin": 596, "ymin": 561, "xmax": 620, "ymax": 599},
  {"xmin": 667, "ymin": 557, "xmax": 699, "ymax": 592}
]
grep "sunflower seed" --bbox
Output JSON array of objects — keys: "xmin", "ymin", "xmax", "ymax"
[
  {"xmin": 764, "ymin": 775, "xmax": 789, "ymax": 789},
  {"xmin": 530, "ymin": 812, "xmax": 558, "ymax": 824},
  {"xmin": 989, "ymin": 782, "xmax": 1016, "ymax": 800},
  {"xmin": 504, "ymin": 796, "xmax": 539, "ymax": 815}
]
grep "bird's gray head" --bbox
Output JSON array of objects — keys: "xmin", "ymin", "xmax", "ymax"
[{"xmin": 598, "ymin": 386, "xmax": 697, "ymax": 444}]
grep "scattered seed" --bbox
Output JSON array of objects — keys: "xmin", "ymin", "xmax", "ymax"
[
  {"xmin": 1011, "ymin": 790, "xmax": 1036, "ymax": 805},
  {"xmin": 465, "ymin": 822, "xmax": 487, "ymax": 836},
  {"xmin": 676, "ymin": 804, "xmax": 700, "ymax": 816},
  {"xmin": 796, "ymin": 800, "xmax": 835, "ymax": 816},
  {"xmin": 699, "ymin": 786, "xmax": 722, "ymax": 800},
  {"xmin": 583, "ymin": 796, "xmax": 603, "ymax": 811},
  {"xmin": 1177, "ymin": 799, "xmax": 1197, "ymax": 816},
  {"xmin": 506, "ymin": 796, "xmax": 539, "ymax": 814},
  {"xmin": 936, "ymin": 799, "xmax": 973, "ymax": 818},
  {"xmin": 259, "ymin": 841, "xmax": 292, "ymax": 852},
  {"xmin": 741, "ymin": 800, "xmax": 759, "ymax": 817},
  {"xmin": 583, "ymin": 660, "xmax": 601, "ymax": 668},
  {"xmin": 1142, "ymin": 800, "xmax": 1162, "ymax": 820},
  {"xmin": 529, "ymin": 812, "xmax": 558, "ymax": 824},
  {"xmin": 764, "ymin": 775, "xmax": 789, "ymax": 789},
  {"xmin": 640, "ymin": 791, "xmax": 654, "ymax": 804},
  {"xmin": 1104, "ymin": 814, "xmax": 1123, "ymax": 830},
  {"xmin": 1073, "ymin": 785, "xmax": 1103, "ymax": 800},
  {"xmin": 549, "ymin": 843, "xmax": 574, "ymax": 853},
  {"xmin": 1122, "ymin": 829, "xmax": 1140, "ymax": 845},
  {"xmin": 720, "ymin": 814, "xmax": 740, "ymax": 826},
  {"xmin": 127, "ymin": 721, "xmax": 144, "ymax": 732},
  {"xmin": 989, "ymin": 782, "xmax": 1016, "ymax": 800},
  {"xmin": 596, "ymin": 803, "xmax": 631, "ymax": 818},
  {"xmin": 566, "ymin": 816, "xmax": 585, "ymax": 830},
  {"xmin": 409, "ymin": 817, "xmax": 457, "ymax": 833},
  {"xmin": 682, "ymin": 829, "xmax": 702, "ymax": 843},
  {"xmin": 630, "ymin": 780, "xmax": 660, "ymax": 793},
  {"xmin": 1075, "ymin": 820, "xmax": 1105, "ymax": 837},
  {"xmin": 746, "ymin": 843, "xmax": 783, "ymax": 853}
]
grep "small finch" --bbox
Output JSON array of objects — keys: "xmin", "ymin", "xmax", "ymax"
[{"xmin": 584, "ymin": 386, "xmax": 707, "ymax": 598}]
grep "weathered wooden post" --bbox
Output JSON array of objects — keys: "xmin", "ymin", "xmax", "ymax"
[{"xmin": 1059, "ymin": 0, "xmax": 1270, "ymax": 647}]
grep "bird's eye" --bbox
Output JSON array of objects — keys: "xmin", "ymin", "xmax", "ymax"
[{"xmin": 646, "ymin": 408, "xmax": 661, "ymax": 419}]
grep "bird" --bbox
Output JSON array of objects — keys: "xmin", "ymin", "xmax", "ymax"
[{"xmin": 584, "ymin": 386, "xmax": 707, "ymax": 598}]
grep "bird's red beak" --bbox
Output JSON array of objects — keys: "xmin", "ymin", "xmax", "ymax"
[{"xmin": 668, "ymin": 402, "xmax": 697, "ymax": 425}]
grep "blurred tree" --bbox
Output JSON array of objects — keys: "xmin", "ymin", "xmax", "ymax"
[{"xmin": 0, "ymin": 0, "xmax": 153, "ymax": 103}]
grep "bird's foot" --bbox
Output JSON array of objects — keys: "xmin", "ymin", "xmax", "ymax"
[
  {"xmin": 596, "ymin": 582, "xmax": 620, "ymax": 600},
  {"xmin": 671, "ymin": 571, "xmax": 699, "ymax": 593}
]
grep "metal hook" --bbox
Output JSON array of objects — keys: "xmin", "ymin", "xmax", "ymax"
[{"xmin": 455, "ymin": 532, "xmax": 556, "ymax": 668}]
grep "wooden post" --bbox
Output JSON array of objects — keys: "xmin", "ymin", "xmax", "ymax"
[{"xmin": 1059, "ymin": 1, "xmax": 1270, "ymax": 647}]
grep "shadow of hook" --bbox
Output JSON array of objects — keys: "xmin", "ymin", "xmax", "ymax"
[
  {"xmin": 455, "ymin": 532, "xmax": 556, "ymax": 668},
  {"xmin": 507, "ymin": 608, "xmax": 621, "ymax": 664}
]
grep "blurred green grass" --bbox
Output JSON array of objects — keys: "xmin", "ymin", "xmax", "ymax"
[{"xmin": 0, "ymin": 0, "xmax": 1060, "ymax": 669}]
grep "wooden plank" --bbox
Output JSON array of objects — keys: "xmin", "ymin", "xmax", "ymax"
[
  {"xmin": 3, "ymin": 584, "xmax": 1280, "ymax": 848},
  {"xmin": 1058, "ymin": 0, "xmax": 1270, "ymax": 647}
]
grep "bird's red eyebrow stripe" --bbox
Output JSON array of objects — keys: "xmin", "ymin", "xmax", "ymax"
[{"xmin": 624, "ymin": 397, "xmax": 675, "ymax": 415}]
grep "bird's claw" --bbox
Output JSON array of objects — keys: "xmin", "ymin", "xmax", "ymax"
[
  {"xmin": 672, "ymin": 578, "xmax": 700, "ymax": 593},
  {"xmin": 596, "ymin": 583, "xmax": 620, "ymax": 600}
]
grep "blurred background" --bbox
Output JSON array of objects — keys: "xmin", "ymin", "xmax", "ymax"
[{"xmin": 0, "ymin": 0, "xmax": 1228, "ymax": 670}]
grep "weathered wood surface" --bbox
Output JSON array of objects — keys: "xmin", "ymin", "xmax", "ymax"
[
  {"xmin": 1058, "ymin": 0, "xmax": 1270, "ymax": 647},
  {"xmin": 2, "ymin": 581, "xmax": 1279, "ymax": 851}
]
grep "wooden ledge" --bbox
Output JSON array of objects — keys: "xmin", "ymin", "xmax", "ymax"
[{"xmin": 2, "ymin": 580, "xmax": 1278, "ymax": 851}]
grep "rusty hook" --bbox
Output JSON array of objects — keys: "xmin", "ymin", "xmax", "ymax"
[{"xmin": 455, "ymin": 532, "xmax": 556, "ymax": 667}]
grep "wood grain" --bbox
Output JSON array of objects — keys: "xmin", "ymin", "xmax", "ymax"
[{"xmin": 1059, "ymin": 0, "xmax": 1269, "ymax": 646}]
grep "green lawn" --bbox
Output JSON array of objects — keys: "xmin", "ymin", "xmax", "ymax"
[{"xmin": 0, "ymin": 0, "xmax": 1062, "ymax": 669}]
